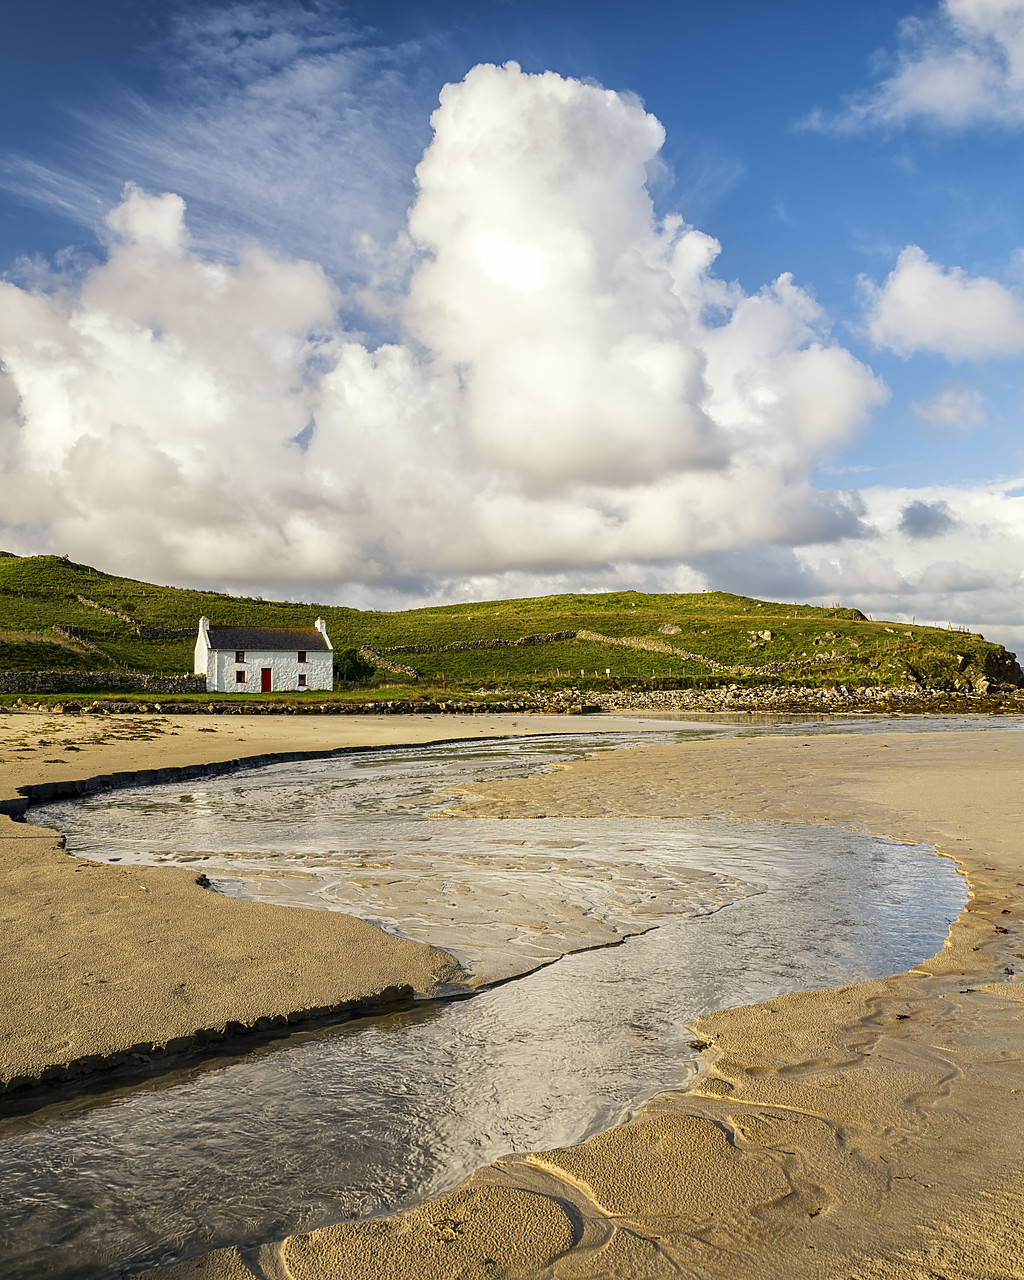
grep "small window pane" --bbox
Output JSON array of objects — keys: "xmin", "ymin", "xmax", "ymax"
[
  {"xmin": 297, "ymin": 650, "xmax": 307, "ymax": 663},
  {"xmin": 236, "ymin": 671, "xmax": 246, "ymax": 683},
  {"xmin": 298, "ymin": 674, "xmax": 307, "ymax": 687},
  {"xmin": 235, "ymin": 651, "xmax": 245, "ymax": 663}
]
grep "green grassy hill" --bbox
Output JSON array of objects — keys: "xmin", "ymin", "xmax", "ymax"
[{"xmin": 0, "ymin": 551, "xmax": 1019, "ymax": 695}]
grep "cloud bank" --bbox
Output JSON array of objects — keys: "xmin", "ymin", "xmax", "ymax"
[{"xmin": 796, "ymin": 480, "xmax": 1024, "ymax": 642}]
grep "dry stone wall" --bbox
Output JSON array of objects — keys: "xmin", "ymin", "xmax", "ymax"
[
  {"xmin": 0, "ymin": 671, "xmax": 206, "ymax": 695},
  {"xmin": 588, "ymin": 683, "xmax": 1024, "ymax": 713},
  {"xmin": 135, "ymin": 626, "xmax": 195, "ymax": 639},
  {"xmin": 363, "ymin": 627, "xmax": 868, "ymax": 682},
  {"xmin": 75, "ymin": 595, "xmax": 136, "ymax": 624},
  {"xmin": 76, "ymin": 594, "xmax": 193, "ymax": 639},
  {"xmin": 50, "ymin": 625, "xmax": 119, "ymax": 665},
  {"xmin": 357, "ymin": 650, "xmax": 420, "ymax": 679},
  {"xmin": 373, "ymin": 630, "xmax": 578, "ymax": 656},
  {"xmin": 361, "ymin": 632, "xmax": 581, "ymax": 676}
]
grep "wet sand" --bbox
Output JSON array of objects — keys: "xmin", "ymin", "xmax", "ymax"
[
  {"xmin": 0, "ymin": 711, "xmax": 677, "ymax": 1091},
  {"xmin": 144, "ymin": 725, "xmax": 1024, "ymax": 1279},
  {"xmin": 4, "ymin": 712, "xmax": 1023, "ymax": 1277}
]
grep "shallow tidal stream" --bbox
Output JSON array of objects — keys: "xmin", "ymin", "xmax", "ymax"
[{"xmin": 2, "ymin": 726, "xmax": 968, "ymax": 1279}]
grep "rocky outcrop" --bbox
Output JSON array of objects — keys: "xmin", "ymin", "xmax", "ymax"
[{"xmin": 975, "ymin": 647, "xmax": 1024, "ymax": 686}]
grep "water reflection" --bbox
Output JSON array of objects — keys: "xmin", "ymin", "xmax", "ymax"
[{"xmin": 1, "ymin": 732, "xmax": 968, "ymax": 1279}]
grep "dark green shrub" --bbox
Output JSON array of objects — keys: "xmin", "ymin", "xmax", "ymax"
[{"xmin": 333, "ymin": 647, "xmax": 376, "ymax": 684}]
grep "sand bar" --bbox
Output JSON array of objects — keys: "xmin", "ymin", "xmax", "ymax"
[
  {"xmin": 0, "ymin": 710, "xmax": 680, "ymax": 1092},
  {"xmin": 140, "ymin": 724, "xmax": 1024, "ymax": 1279}
]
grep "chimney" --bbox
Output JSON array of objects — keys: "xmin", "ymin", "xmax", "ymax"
[{"xmin": 314, "ymin": 617, "xmax": 332, "ymax": 650}]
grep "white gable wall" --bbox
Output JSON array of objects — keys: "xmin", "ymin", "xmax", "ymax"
[
  {"xmin": 207, "ymin": 648, "xmax": 333, "ymax": 693},
  {"xmin": 194, "ymin": 616, "xmax": 211, "ymax": 675}
]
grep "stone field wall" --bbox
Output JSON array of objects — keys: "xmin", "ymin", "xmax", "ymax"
[{"xmin": 0, "ymin": 671, "xmax": 207, "ymax": 695}]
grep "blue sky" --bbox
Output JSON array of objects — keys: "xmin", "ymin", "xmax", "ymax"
[{"xmin": 1, "ymin": 1, "xmax": 1023, "ymax": 645}]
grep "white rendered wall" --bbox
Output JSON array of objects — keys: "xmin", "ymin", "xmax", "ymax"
[
  {"xmin": 194, "ymin": 630, "xmax": 210, "ymax": 675},
  {"xmin": 206, "ymin": 649, "xmax": 333, "ymax": 693}
]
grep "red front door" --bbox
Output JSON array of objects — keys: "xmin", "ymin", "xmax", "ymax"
[{"xmin": 260, "ymin": 668, "xmax": 272, "ymax": 693}]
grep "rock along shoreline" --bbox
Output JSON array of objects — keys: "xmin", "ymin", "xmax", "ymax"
[{"xmin": 5, "ymin": 682, "xmax": 1024, "ymax": 718}]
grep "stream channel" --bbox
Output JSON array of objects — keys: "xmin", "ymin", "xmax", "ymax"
[{"xmin": 1, "ymin": 721, "xmax": 970, "ymax": 1278}]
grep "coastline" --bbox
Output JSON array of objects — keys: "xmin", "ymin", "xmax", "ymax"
[
  {"xmin": 7, "ymin": 681, "xmax": 1024, "ymax": 719},
  {"xmin": 148, "ymin": 723, "xmax": 1023, "ymax": 1279},
  {"xmin": 3, "ymin": 712, "xmax": 1022, "ymax": 1277}
]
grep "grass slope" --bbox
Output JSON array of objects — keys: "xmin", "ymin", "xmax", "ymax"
[{"xmin": 0, "ymin": 553, "xmax": 1019, "ymax": 696}]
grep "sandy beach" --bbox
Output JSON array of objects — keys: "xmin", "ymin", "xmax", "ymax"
[
  {"xmin": 0, "ymin": 709, "xmax": 678, "ymax": 1091},
  {"xmin": 3, "ymin": 711, "xmax": 1023, "ymax": 1277}
]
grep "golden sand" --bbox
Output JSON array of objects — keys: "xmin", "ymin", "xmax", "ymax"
[
  {"xmin": 154, "ymin": 726, "xmax": 1024, "ymax": 1279},
  {"xmin": 3, "ymin": 711, "xmax": 1023, "ymax": 1277},
  {"xmin": 0, "ymin": 710, "xmax": 671, "ymax": 1089}
]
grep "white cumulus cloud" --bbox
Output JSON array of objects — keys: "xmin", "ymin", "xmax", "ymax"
[
  {"xmin": 863, "ymin": 245, "xmax": 1024, "ymax": 358},
  {"xmin": 912, "ymin": 381, "xmax": 989, "ymax": 429},
  {"xmin": 807, "ymin": 0, "xmax": 1024, "ymax": 132},
  {"xmin": 0, "ymin": 63, "xmax": 887, "ymax": 598}
]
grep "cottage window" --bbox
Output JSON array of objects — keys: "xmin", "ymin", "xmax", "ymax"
[
  {"xmin": 235, "ymin": 651, "xmax": 245, "ymax": 663},
  {"xmin": 298, "ymin": 673, "xmax": 307, "ymax": 687},
  {"xmin": 236, "ymin": 671, "xmax": 246, "ymax": 684},
  {"xmin": 297, "ymin": 650, "xmax": 307, "ymax": 663}
]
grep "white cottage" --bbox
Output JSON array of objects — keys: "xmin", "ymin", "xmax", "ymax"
[{"xmin": 194, "ymin": 617, "xmax": 334, "ymax": 693}]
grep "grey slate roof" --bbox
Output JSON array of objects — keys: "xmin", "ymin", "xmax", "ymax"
[{"xmin": 206, "ymin": 626, "xmax": 330, "ymax": 653}]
